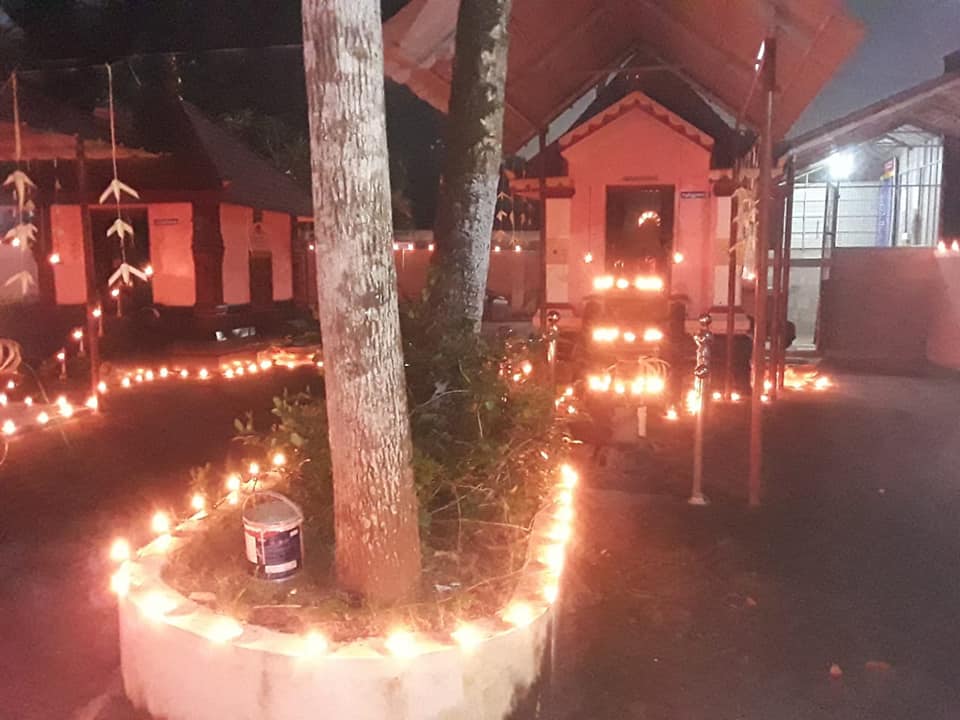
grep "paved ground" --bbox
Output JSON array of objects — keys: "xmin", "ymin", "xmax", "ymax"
[
  {"xmin": 0, "ymin": 370, "xmax": 320, "ymax": 720},
  {"xmin": 548, "ymin": 374, "xmax": 960, "ymax": 719},
  {"xmin": 4, "ymin": 371, "xmax": 960, "ymax": 719}
]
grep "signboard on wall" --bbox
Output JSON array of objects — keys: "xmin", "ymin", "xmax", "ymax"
[
  {"xmin": 680, "ymin": 190, "xmax": 708, "ymax": 200},
  {"xmin": 875, "ymin": 159, "xmax": 896, "ymax": 247}
]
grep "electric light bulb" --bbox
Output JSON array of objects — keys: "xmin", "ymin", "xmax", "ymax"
[
  {"xmin": 646, "ymin": 377, "xmax": 666, "ymax": 394},
  {"xmin": 271, "ymin": 452, "xmax": 286, "ymax": 467},
  {"xmin": 92, "ymin": 306, "xmax": 102, "ymax": 318},
  {"xmin": 583, "ymin": 251, "xmax": 593, "ymax": 263},
  {"xmin": 249, "ymin": 462, "xmax": 260, "ymax": 476},
  {"xmin": 140, "ymin": 591, "xmax": 177, "ymax": 620},
  {"xmin": 159, "ymin": 367, "xmax": 169, "ymax": 378},
  {"xmin": 207, "ymin": 617, "xmax": 243, "ymax": 643},
  {"xmin": 406, "ymin": 242, "xmax": 414, "ymax": 251},
  {"xmin": 452, "ymin": 623, "xmax": 483, "ymax": 651},
  {"xmin": 85, "ymin": 395, "xmax": 98, "ymax": 410},
  {"xmin": 179, "ymin": 369, "xmax": 189, "ymax": 379},
  {"xmin": 110, "ymin": 566, "xmax": 130, "ymax": 596},
  {"xmin": 56, "ymin": 351, "xmax": 65, "ymax": 361},
  {"xmin": 23, "ymin": 395, "xmax": 32, "ymax": 406},
  {"xmin": 665, "ymin": 407, "xmax": 679, "ymax": 421},
  {"xmin": 543, "ymin": 583, "xmax": 559, "ymax": 604},
  {"xmin": 191, "ymin": 494, "xmax": 206, "ymax": 512},
  {"xmin": 121, "ymin": 377, "xmax": 131, "ymax": 388},
  {"xmin": 513, "ymin": 245, "xmax": 522, "ymax": 253},
  {"xmin": 712, "ymin": 391, "xmax": 722, "ymax": 401},
  {"xmin": 427, "ymin": 243, "xmax": 435, "ymax": 251},
  {"xmin": 224, "ymin": 368, "xmax": 235, "ymax": 379},
  {"xmin": 494, "ymin": 245, "xmax": 502, "ymax": 253},
  {"xmin": 143, "ymin": 265, "xmax": 154, "ymax": 277},
  {"xmin": 2, "ymin": 419, "xmax": 15, "ymax": 435},
  {"xmin": 730, "ymin": 392, "xmax": 741, "ymax": 402},
  {"xmin": 302, "ymin": 631, "xmax": 329, "ymax": 656},
  {"xmin": 615, "ymin": 278, "xmax": 629, "ymax": 289},
  {"xmin": 110, "ymin": 287, "xmax": 120, "ymax": 298},
  {"xmin": 559, "ymin": 464, "xmax": 578, "ymax": 488},
  {"xmin": 503, "ymin": 602, "xmax": 535, "ymax": 628},
  {"xmin": 0, "ymin": 393, "xmax": 6, "ymax": 406},
  {"xmin": 151, "ymin": 511, "xmax": 170, "ymax": 535},
  {"xmin": 97, "ymin": 381, "xmax": 107, "ymax": 393},
  {"xmin": 198, "ymin": 368, "xmax": 209, "ymax": 380},
  {"xmin": 259, "ymin": 360, "xmax": 272, "ymax": 370},
  {"xmin": 72, "ymin": 328, "xmax": 83, "ymax": 341},
  {"xmin": 36, "ymin": 411, "xmax": 49, "ymax": 424},
  {"xmin": 520, "ymin": 360, "xmax": 533, "ymax": 376},
  {"xmin": 385, "ymin": 630, "xmax": 419, "ymax": 658},
  {"xmin": 110, "ymin": 538, "xmax": 131, "ymax": 563},
  {"xmin": 60, "ymin": 402, "xmax": 74, "ymax": 418},
  {"xmin": 247, "ymin": 363, "xmax": 257, "ymax": 374},
  {"xmin": 673, "ymin": 251, "xmax": 684, "ymax": 264},
  {"xmin": 226, "ymin": 473, "xmax": 241, "ymax": 492},
  {"xmin": 48, "ymin": 252, "xmax": 61, "ymax": 265},
  {"xmin": 145, "ymin": 370, "xmax": 155, "ymax": 381}
]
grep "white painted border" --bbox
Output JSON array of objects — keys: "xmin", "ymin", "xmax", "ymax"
[{"xmin": 118, "ymin": 475, "xmax": 574, "ymax": 720}]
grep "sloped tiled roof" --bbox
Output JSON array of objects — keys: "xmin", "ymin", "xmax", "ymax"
[{"xmin": 181, "ymin": 102, "xmax": 312, "ymax": 217}]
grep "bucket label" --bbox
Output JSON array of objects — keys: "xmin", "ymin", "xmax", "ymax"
[{"xmin": 244, "ymin": 524, "xmax": 303, "ymax": 579}]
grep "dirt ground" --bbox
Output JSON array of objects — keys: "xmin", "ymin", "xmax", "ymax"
[{"xmin": 3, "ymin": 371, "xmax": 960, "ymax": 719}]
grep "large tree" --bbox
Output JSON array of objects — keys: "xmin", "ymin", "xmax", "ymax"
[
  {"xmin": 301, "ymin": 0, "xmax": 420, "ymax": 603},
  {"xmin": 429, "ymin": 0, "xmax": 512, "ymax": 331}
]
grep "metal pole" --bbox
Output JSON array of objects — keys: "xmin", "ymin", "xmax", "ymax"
[
  {"xmin": 690, "ymin": 313, "xmax": 713, "ymax": 506},
  {"xmin": 538, "ymin": 128, "xmax": 548, "ymax": 331},
  {"xmin": 748, "ymin": 36, "xmax": 776, "ymax": 507},
  {"xmin": 777, "ymin": 159, "xmax": 795, "ymax": 389},
  {"xmin": 77, "ymin": 137, "xmax": 101, "ymax": 410}
]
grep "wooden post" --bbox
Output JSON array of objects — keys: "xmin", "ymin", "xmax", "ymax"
[
  {"xmin": 724, "ymin": 191, "xmax": 738, "ymax": 396},
  {"xmin": 538, "ymin": 128, "xmax": 548, "ymax": 329},
  {"xmin": 749, "ymin": 36, "xmax": 776, "ymax": 507},
  {"xmin": 76, "ymin": 137, "xmax": 100, "ymax": 409}
]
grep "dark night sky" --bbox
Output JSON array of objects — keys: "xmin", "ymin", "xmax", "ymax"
[{"xmin": 791, "ymin": 0, "xmax": 960, "ymax": 137}]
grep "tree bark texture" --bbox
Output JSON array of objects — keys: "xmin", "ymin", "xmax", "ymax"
[
  {"xmin": 302, "ymin": 0, "xmax": 421, "ymax": 603},
  {"xmin": 430, "ymin": 0, "xmax": 512, "ymax": 331}
]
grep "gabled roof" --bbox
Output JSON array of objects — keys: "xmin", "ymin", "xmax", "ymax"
[
  {"xmin": 523, "ymin": 70, "xmax": 752, "ymax": 178},
  {"xmin": 181, "ymin": 103, "xmax": 312, "ymax": 217},
  {"xmin": 558, "ymin": 90, "xmax": 714, "ymax": 154},
  {"xmin": 0, "ymin": 78, "xmax": 311, "ymax": 217},
  {"xmin": 384, "ymin": 0, "xmax": 864, "ymax": 152}
]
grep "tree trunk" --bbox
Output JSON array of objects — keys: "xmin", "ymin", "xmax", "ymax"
[
  {"xmin": 301, "ymin": 0, "xmax": 421, "ymax": 603},
  {"xmin": 430, "ymin": 0, "xmax": 512, "ymax": 331}
]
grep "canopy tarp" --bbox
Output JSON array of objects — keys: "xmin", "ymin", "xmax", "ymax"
[{"xmin": 384, "ymin": 0, "xmax": 864, "ymax": 153}]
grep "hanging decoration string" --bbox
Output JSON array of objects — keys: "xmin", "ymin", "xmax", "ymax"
[
  {"xmin": 100, "ymin": 63, "xmax": 146, "ymax": 290},
  {"xmin": 2, "ymin": 72, "xmax": 38, "ymax": 296}
]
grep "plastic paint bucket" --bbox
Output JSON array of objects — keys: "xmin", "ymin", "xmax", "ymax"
[{"xmin": 242, "ymin": 491, "xmax": 304, "ymax": 580}]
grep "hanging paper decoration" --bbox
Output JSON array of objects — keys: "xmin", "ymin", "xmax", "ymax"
[
  {"xmin": 99, "ymin": 64, "xmax": 144, "ymax": 292},
  {"xmin": 732, "ymin": 184, "xmax": 758, "ymax": 279},
  {"xmin": 4, "ymin": 73, "xmax": 37, "ymax": 250},
  {"xmin": 1, "ymin": 72, "xmax": 38, "ymax": 299}
]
